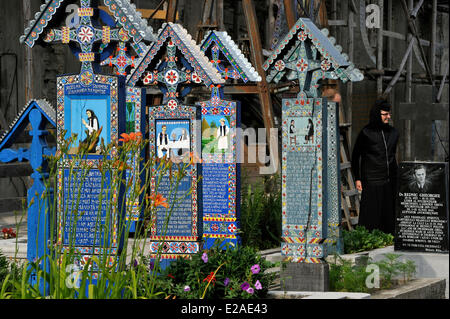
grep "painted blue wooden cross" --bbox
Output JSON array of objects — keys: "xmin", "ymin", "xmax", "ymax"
[
  {"xmin": 0, "ymin": 100, "xmax": 56, "ymax": 292},
  {"xmin": 198, "ymin": 30, "xmax": 262, "ymax": 249}
]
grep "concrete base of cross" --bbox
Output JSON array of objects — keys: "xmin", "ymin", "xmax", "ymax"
[{"xmin": 280, "ymin": 262, "xmax": 329, "ymax": 292}]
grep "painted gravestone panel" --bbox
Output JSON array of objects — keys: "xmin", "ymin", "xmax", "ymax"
[
  {"xmin": 148, "ymin": 105, "xmax": 200, "ymax": 264},
  {"xmin": 395, "ymin": 162, "xmax": 449, "ymax": 253},
  {"xmin": 197, "ymin": 95, "xmax": 240, "ymax": 248},
  {"xmin": 56, "ymin": 74, "xmax": 125, "ymax": 272},
  {"xmin": 281, "ymin": 95, "xmax": 328, "ymax": 263},
  {"xmin": 124, "ymin": 87, "xmax": 146, "ymax": 233}
]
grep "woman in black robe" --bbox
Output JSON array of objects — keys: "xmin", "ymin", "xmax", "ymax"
[{"xmin": 351, "ymin": 100, "xmax": 399, "ymax": 235}]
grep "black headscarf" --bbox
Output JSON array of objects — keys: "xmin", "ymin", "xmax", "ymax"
[{"xmin": 368, "ymin": 99, "xmax": 391, "ymax": 129}]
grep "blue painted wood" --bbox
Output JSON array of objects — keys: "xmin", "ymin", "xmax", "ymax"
[
  {"xmin": 0, "ymin": 100, "xmax": 56, "ymax": 294},
  {"xmin": 0, "ymin": 148, "xmax": 30, "ymax": 163},
  {"xmin": 28, "ymin": 109, "xmax": 54, "ymax": 293},
  {"xmin": 197, "ymin": 86, "xmax": 241, "ymax": 249}
]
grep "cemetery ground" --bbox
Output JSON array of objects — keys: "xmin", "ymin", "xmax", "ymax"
[
  {"xmin": 0, "ymin": 154, "xmax": 447, "ymax": 299},
  {"xmin": 0, "ymin": 130, "xmax": 447, "ymax": 300}
]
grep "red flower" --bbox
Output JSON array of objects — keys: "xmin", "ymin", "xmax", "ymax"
[
  {"xmin": 203, "ymin": 272, "xmax": 217, "ymax": 286},
  {"xmin": 167, "ymin": 273, "xmax": 175, "ymax": 279}
]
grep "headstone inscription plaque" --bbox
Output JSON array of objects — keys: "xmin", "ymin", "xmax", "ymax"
[
  {"xmin": 56, "ymin": 73, "xmax": 126, "ymax": 275},
  {"xmin": 148, "ymin": 105, "xmax": 201, "ymax": 268},
  {"xmin": 395, "ymin": 161, "xmax": 449, "ymax": 253}
]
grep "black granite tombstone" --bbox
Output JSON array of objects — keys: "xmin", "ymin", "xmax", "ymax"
[{"xmin": 395, "ymin": 161, "xmax": 449, "ymax": 253}]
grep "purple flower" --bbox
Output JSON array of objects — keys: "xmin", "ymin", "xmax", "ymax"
[
  {"xmin": 224, "ymin": 278, "xmax": 230, "ymax": 287},
  {"xmin": 201, "ymin": 252, "xmax": 208, "ymax": 263},
  {"xmin": 240, "ymin": 282, "xmax": 250, "ymax": 291},
  {"xmin": 247, "ymin": 287, "xmax": 254, "ymax": 294},
  {"xmin": 133, "ymin": 259, "xmax": 138, "ymax": 268},
  {"xmin": 251, "ymin": 264, "xmax": 260, "ymax": 274},
  {"xmin": 149, "ymin": 260, "xmax": 154, "ymax": 271},
  {"xmin": 254, "ymin": 280, "xmax": 262, "ymax": 290},
  {"xmin": 184, "ymin": 285, "xmax": 191, "ymax": 292}
]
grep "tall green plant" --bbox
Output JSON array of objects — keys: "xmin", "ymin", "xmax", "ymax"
[
  {"xmin": 1, "ymin": 131, "xmax": 196, "ymax": 299},
  {"xmin": 240, "ymin": 174, "xmax": 281, "ymax": 250}
]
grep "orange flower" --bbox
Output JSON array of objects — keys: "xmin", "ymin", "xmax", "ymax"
[
  {"xmin": 112, "ymin": 159, "xmax": 131, "ymax": 171},
  {"xmin": 119, "ymin": 133, "xmax": 131, "ymax": 143},
  {"xmin": 119, "ymin": 132, "xmax": 143, "ymax": 143},
  {"xmin": 147, "ymin": 193, "xmax": 169, "ymax": 209}
]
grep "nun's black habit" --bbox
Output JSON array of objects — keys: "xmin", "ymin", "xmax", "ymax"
[{"xmin": 351, "ymin": 100, "xmax": 399, "ymax": 234}]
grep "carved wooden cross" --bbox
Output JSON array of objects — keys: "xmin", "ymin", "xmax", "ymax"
[
  {"xmin": 142, "ymin": 38, "xmax": 199, "ymax": 107},
  {"xmin": 42, "ymin": 0, "xmax": 123, "ymax": 83}
]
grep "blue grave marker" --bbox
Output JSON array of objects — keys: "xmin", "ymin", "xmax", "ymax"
[
  {"xmin": 127, "ymin": 22, "xmax": 223, "ymax": 267},
  {"xmin": 124, "ymin": 86, "xmax": 146, "ymax": 233},
  {"xmin": 55, "ymin": 73, "xmax": 126, "ymax": 276},
  {"xmin": 198, "ymin": 30, "xmax": 262, "ymax": 248},
  {"xmin": 0, "ymin": 99, "xmax": 56, "ymax": 292}
]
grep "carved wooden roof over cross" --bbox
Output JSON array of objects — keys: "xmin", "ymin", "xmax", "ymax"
[
  {"xmin": 0, "ymin": 99, "xmax": 55, "ymax": 151},
  {"xmin": 200, "ymin": 30, "xmax": 261, "ymax": 83},
  {"xmin": 20, "ymin": 0, "xmax": 156, "ymax": 48},
  {"xmin": 263, "ymin": 17, "xmax": 363, "ymax": 98},
  {"xmin": 127, "ymin": 22, "xmax": 224, "ymax": 103}
]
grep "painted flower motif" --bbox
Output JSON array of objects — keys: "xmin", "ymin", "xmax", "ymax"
[
  {"xmin": 254, "ymin": 280, "xmax": 262, "ymax": 290},
  {"xmin": 201, "ymin": 252, "xmax": 208, "ymax": 263},
  {"xmin": 251, "ymin": 264, "xmax": 260, "ymax": 274},
  {"xmin": 240, "ymin": 282, "xmax": 250, "ymax": 291}
]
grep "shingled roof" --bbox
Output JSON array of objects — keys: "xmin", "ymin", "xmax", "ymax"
[
  {"xmin": 20, "ymin": 0, "xmax": 156, "ymax": 47},
  {"xmin": 127, "ymin": 22, "xmax": 224, "ymax": 87},
  {"xmin": 20, "ymin": 0, "xmax": 64, "ymax": 48},
  {"xmin": 0, "ymin": 99, "xmax": 56, "ymax": 150},
  {"xmin": 263, "ymin": 17, "xmax": 363, "ymax": 83},
  {"xmin": 200, "ymin": 30, "xmax": 261, "ymax": 83}
]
